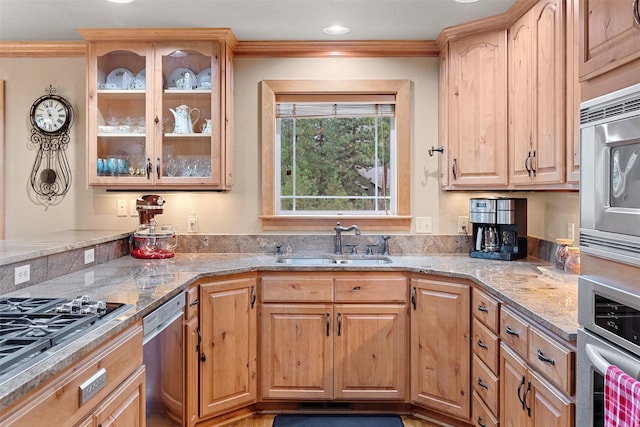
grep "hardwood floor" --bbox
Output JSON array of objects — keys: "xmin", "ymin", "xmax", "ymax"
[{"xmin": 220, "ymin": 414, "xmax": 447, "ymax": 427}]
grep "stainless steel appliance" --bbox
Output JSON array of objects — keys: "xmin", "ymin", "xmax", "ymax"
[
  {"xmin": 577, "ymin": 276, "xmax": 640, "ymax": 426},
  {"xmin": 580, "ymin": 82, "xmax": 640, "ymax": 267},
  {"xmin": 143, "ymin": 292, "xmax": 185, "ymax": 427},
  {"xmin": 469, "ymin": 197, "xmax": 527, "ymax": 260},
  {"xmin": 0, "ymin": 296, "xmax": 128, "ymax": 383}
]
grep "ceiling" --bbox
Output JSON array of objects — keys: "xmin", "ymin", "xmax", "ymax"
[{"xmin": 0, "ymin": 0, "xmax": 516, "ymax": 42}]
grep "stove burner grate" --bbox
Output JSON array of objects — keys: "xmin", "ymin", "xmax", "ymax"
[{"xmin": 0, "ymin": 297, "xmax": 67, "ymax": 314}]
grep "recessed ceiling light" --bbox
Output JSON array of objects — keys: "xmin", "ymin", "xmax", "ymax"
[
  {"xmin": 455, "ymin": 0, "xmax": 480, "ymax": 3},
  {"xmin": 106, "ymin": 0, "xmax": 135, "ymax": 3},
  {"xmin": 322, "ymin": 25, "xmax": 351, "ymax": 35}
]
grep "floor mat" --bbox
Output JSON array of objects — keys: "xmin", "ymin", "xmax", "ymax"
[{"xmin": 272, "ymin": 414, "xmax": 404, "ymax": 427}]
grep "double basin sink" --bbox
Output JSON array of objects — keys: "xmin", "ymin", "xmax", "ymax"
[{"xmin": 275, "ymin": 254, "xmax": 393, "ymax": 266}]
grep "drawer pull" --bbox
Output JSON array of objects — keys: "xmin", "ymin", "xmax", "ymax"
[
  {"xmin": 505, "ymin": 325, "xmax": 520, "ymax": 337},
  {"xmin": 477, "ymin": 416, "xmax": 487, "ymax": 427},
  {"xmin": 477, "ymin": 339, "xmax": 489, "ymax": 350},
  {"xmin": 477, "ymin": 304, "xmax": 489, "ymax": 313},
  {"xmin": 411, "ymin": 286, "xmax": 417, "ymax": 310},
  {"xmin": 250, "ymin": 285, "xmax": 257, "ymax": 308},
  {"xmin": 477, "ymin": 377, "xmax": 489, "ymax": 389},
  {"xmin": 517, "ymin": 376, "xmax": 526, "ymax": 409},
  {"xmin": 536, "ymin": 349, "xmax": 556, "ymax": 365},
  {"xmin": 189, "ymin": 298, "xmax": 199, "ymax": 307}
]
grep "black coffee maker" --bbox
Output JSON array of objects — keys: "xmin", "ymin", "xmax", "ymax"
[{"xmin": 469, "ymin": 197, "xmax": 527, "ymax": 261}]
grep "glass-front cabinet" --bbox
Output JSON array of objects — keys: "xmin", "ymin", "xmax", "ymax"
[{"xmin": 80, "ymin": 29, "xmax": 235, "ymax": 190}]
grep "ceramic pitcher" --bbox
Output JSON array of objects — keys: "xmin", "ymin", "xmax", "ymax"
[{"xmin": 169, "ymin": 104, "xmax": 200, "ymax": 134}]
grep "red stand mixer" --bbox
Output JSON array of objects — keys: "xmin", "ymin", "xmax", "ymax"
[{"xmin": 131, "ymin": 195, "xmax": 177, "ymax": 259}]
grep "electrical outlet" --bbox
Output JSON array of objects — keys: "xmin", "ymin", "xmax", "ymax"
[
  {"xmin": 117, "ymin": 200, "xmax": 127, "ymax": 217},
  {"xmin": 130, "ymin": 199, "xmax": 138, "ymax": 217},
  {"xmin": 458, "ymin": 216, "xmax": 469, "ymax": 234},
  {"xmin": 416, "ymin": 217, "xmax": 433, "ymax": 234},
  {"xmin": 84, "ymin": 248, "xmax": 95, "ymax": 264},
  {"xmin": 567, "ymin": 223, "xmax": 575, "ymax": 241},
  {"xmin": 14, "ymin": 265, "xmax": 30, "ymax": 285},
  {"xmin": 84, "ymin": 270, "xmax": 95, "ymax": 287}
]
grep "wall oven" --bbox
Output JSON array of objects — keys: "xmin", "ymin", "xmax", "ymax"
[
  {"xmin": 577, "ymin": 276, "xmax": 640, "ymax": 426},
  {"xmin": 580, "ymin": 82, "xmax": 640, "ymax": 267}
]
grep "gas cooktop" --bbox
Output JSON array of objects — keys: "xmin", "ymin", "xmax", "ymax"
[{"xmin": 0, "ymin": 296, "xmax": 127, "ymax": 380}]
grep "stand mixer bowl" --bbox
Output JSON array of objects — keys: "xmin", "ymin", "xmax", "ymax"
[{"xmin": 131, "ymin": 195, "xmax": 177, "ymax": 259}]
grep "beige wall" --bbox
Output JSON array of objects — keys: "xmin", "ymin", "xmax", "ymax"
[{"xmin": 0, "ymin": 56, "xmax": 578, "ymax": 241}]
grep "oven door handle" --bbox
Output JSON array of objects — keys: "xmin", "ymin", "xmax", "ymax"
[{"xmin": 585, "ymin": 342, "xmax": 640, "ymax": 378}]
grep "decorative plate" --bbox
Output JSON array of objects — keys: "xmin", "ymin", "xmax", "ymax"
[
  {"xmin": 197, "ymin": 68, "xmax": 212, "ymax": 88},
  {"xmin": 135, "ymin": 69, "xmax": 146, "ymax": 89},
  {"xmin": 106, "ymin": 67, "xmax": 134, "ymax": 90}
]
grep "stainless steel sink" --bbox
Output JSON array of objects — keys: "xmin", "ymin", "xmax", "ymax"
[{"xmin": 275, "ymin": 255, "xmax": 392, "ymax": 266}]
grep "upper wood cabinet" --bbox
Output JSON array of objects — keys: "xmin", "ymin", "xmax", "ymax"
[
  {"xmin": 579, "ymin": 0, "xmax": 640, "ymax": 81},
  {"xmin": 80, "ymin": 29, "xmax": 235, "ymax": 190},
  {"xmin": 441, "ymin": 29, "xmax": 509, "ymax": 188},
  {"xmin": 509, "ymin": 0, "xmax": 565, "ymax": 186}
]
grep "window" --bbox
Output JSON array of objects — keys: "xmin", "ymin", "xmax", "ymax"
[{"xmin": 260, "ymin": 80, "xmax": 411, "ymax": 231}]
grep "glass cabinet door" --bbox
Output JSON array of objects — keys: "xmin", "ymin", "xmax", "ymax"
[
  {"xmin": 156, "ymin": 42, "xmax": 221, "ymax": 186},
  {"xmin": 88, "ymin": 43, "xmax": 153, "ymax": 185}
]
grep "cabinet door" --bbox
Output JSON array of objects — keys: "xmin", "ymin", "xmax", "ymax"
[
  {"xmin": 508, "ymin": 8, "xmax": 535, "ymax": 185},
  {"xmin": 260, "ymin": 304, "xmax": 334, "ymax": 400},
  {"xmin": 411, "ymin": 277, "xmax": 470, "ymax": 419},
  {"xmin": 500, "ymin": 343, "xmax": 530, "ymax": 427},
  {"xmin": 579, "ymin": 0, "xmax": 640, "ymax": 80},
  {"xmin": 530, "ymin": 371, "xmax": 575, "ymax": 427},
  {"xmin": 87, "ymin": 366, "xmax": 146, "ymax": 427},
  {"xmin": 334, "ymin": 304, "xmax": 407, "ymax": 400},
  {"xmin": 200, "ymin": 276, "xmax": 257, "ymax": 417},
  {"xmin": 87, "ymin": 41, "xmax": 153, "ymax": 187},
  {"xmin": 185, "ymin": 316, "xmax": 199, "ymax": 427},
  {"xmin": 448, "ymin": 30, "xmax": 508, "ymax": 187},
  {"xmin": 532, "ymin": 0, "xmax": 564, "ymax": 184}
]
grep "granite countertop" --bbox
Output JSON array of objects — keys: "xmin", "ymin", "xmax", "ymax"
[{"xmin": 0, "ymin": 251, "xmax": 578, "ymax": 409}]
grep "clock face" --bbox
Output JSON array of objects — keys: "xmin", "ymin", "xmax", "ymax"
[{"xmin": 31, "ymin": 96, "xmax": 71, "ymax": 134}]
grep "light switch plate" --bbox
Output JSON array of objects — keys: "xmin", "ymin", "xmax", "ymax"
[
  {"xmin": 416, "ymin": 217, "xmax": 432, "ymax": 234},
  {"xmin": 117, "ymin": 200, "xmax": 127, "ymax": 217}
]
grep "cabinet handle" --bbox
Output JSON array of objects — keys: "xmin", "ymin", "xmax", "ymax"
[
  {"xmin": 189, "ymin": 298, "xmax": 199, "ymax": 307},
  {"xmin": 536, "ymin": 349, "xmax": 556, "ymax": 365},
  {"xmin": 154, "ymin": 116, "xmax": 160, "ymax": 124},
  {"xmin": 505, "ymin": 325, "xmax": 520, "ymax": 337},
  {"xmin": 452, "ymin": 158, "xmax": 458, "ymax": 180},
  {"xmin": 337, "ymin": 312, "xmax": 342, "ymax": 336},
  {"xmin": 523, "ymin": 380, "xmax": 532, "ymax": 416},
  {"xmin": 517, "ymin": 376, "xmax": 526, "ymax": 409},
  {"xmin": 200, "ymin": 353, "xmax": 207, "ymax": 362},
  {"xmin": 477, "ymin": 377, "xmax": 489, "ymax": 389},
  {"xmin": 525, "ymin": 151, "xmax": 532, "ymax": 176},
  {"xmin": 477, "ymin": 339, "xmax": 489, "ymax": 350},
  {"xmin": 634, "ymin": 0, "xmax": 640, "ymax": 27},
  {"xmin": 477, "ymin": 417, "xmax": 487, "ymax": 427},
  {"xmin": 156, "ymin": 157, "xmax": 160, "ymax": 179},
  {"xmin": 250, "ymin": 285, "xmax": 256, "ymax": 309},
  {"xmin": 477, "ymin": 304, "xmax": 489, "ymax": 313},
  {"xmin": 145, "ymin": 158, "xmax": 152, "ymax": 179},
  {"xmin": 411, "ymin": 286, "xmax": 417, "ymax": 310},
  {"xmin": 531, "ymin": 150, "xmax": 537, "ymax": 177},
  {"xmin": 196, "ymin": 326, "xmax": 201, "ymax": 353},
  {"xmin": 326, "ymin": 312, "xmax": 330, "ymax": 337}
]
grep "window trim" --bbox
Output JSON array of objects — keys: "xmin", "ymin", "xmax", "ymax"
[{"xmin": 260, "ymin": 79, "xmax": 411, "ymax": 231}]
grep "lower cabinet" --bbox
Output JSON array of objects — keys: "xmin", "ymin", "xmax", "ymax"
[
  {"xmin": 199, "ymin": 275, "xmax": 258, "ymax": 418},
  {"xmin": 500, "ymin": 343, "xmax": 574, "ymax": 427},
  {"xmin": 77, "ymin": 366, "xmax": 145, "ymax": 427},
  {"xmin": 410, "ymin": 275, "xmax": 471, "ymax": 420},
  {"xmin": 0, "ymin": 323, "xmax": 143, "ymax": 427},
  {"xmin": 260, "ymin": 272, "xmax": 408, "ymax": 401}
]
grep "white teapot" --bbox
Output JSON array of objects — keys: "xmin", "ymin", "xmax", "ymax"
[
  {"xmin": 201, "ymin": 118, "xmax": 212, "ymax": 134},
  {"xmin": 169, "ymin": 104, "xmax": 200, "ymax": 134}
]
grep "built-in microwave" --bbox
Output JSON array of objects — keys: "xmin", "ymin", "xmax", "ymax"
[{"xmin": 580, "ymin": 82, "xmax": 640, "ymax": 267}]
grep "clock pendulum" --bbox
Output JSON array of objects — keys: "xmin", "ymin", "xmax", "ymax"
[{"xmin": 28, "ymin": 85, "xmax": 74, "ymax": 203}]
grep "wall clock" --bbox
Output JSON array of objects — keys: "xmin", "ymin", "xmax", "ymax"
[{"xmin": 29, "ymin": 85, "xmax": 74, "ymax": 203}]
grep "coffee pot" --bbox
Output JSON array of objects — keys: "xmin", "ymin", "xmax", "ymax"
[{"xmin": 169, "ymin": 104, "xmax": 200, "ymax": 134}]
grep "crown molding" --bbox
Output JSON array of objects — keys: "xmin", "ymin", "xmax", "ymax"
[
  {"xmin": 234, "ymin": 40, "xmax": 439, "ymax": 58},
  {"xmin": 0, "ymin": 42, "xmax": 86, "ymax": 58}
]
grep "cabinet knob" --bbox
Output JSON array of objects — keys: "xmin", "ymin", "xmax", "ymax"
[{"xmin": 200, "ymin": 354, "xmax": 207, "ymax": 362}]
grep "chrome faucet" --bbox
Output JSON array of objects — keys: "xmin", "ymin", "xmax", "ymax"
[{"xmin": 334, "ymin": 222, "xmax": 361, "ymax": 254}]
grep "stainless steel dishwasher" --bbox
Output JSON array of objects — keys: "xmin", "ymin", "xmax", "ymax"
[{"xmin": 143, "ymin": 292, "xmax": 185, "ymax": 427}]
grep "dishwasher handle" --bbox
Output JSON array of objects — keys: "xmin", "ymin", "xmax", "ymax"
[{"xmin": 143, "ymin": 293, "xmax": 185, "ymax": 345}]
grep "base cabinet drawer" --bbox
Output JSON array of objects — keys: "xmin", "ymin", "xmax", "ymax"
[
  {"xmin": 472, "ymin": 354, "xmax": 499, "ymax": 417},
  {"xmin": 472, "ymin": 391, "xmax": 499, "ymax": 427},
  {"xmin": 473, "ymin": 318, "xmax": 500, "ymax": 374}
]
